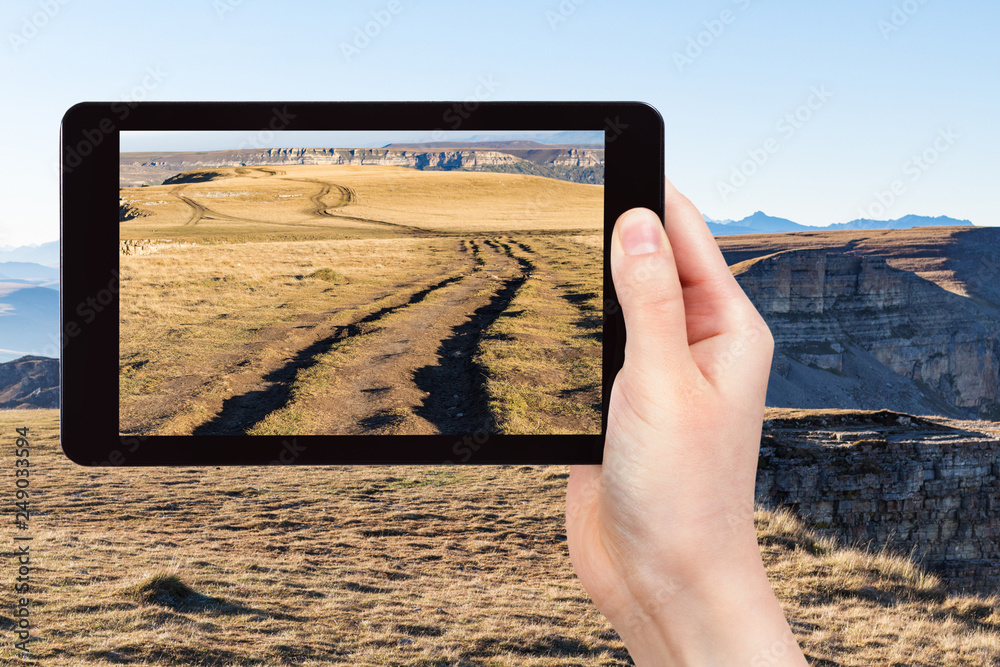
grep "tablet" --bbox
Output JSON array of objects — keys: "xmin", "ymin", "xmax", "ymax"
[{"xmin": 60, "ymin": 101, "xmax": 664, "ymax": 465}]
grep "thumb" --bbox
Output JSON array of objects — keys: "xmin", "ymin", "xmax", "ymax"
[{"xmin": 610, "ymin": 208, "xmax": 695, "ymax": 376}]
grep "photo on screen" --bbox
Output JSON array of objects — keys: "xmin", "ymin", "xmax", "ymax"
[{"xmin": 118, "ymin": 130, "xmax": 605, "ymax": 437}]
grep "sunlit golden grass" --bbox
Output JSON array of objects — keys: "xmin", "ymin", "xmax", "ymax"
[
  {"xmin": 756, "ymin": 505, "xmax": 1000, "ymax": 665},
  {"xmin": 118, "ymin": 237, "xmax": 463, "ymax": 434},
  {"xmin": 4, "ymin": 410, "xmax": 999, "ymax": 665},
  {"xmin": 120, "ymin": 166, "xmax": 604, "ymax": 437},
  {"xmin": 243, "ymin": 234, "xmax": 604, "ymax": 437},
  {"xmin": 120, "ymin": 165, "xmax": 603, "ymax": 241},
  {"xmin": 476, "ymin": 236, "xmax": 602, "ymax": 435},
  {"xmin": 120, "ymin": 230, "xmax": 605, "ymax": 437}
]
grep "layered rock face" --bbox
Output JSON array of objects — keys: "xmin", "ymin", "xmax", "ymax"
[
  {"xmin": 756, "ymin": 411, "xmax": 1000, "ymax": 593},
  {"xmin": 121, "ymin": 147, "xmax": 605, "ymax": 185},
  {"xmin": 213, "ymin": 147, "xmax": 528, "ymax": 169},
  {"xmin": 733, "ymin": 247, "xmax": 1000, "ymax": 420}
]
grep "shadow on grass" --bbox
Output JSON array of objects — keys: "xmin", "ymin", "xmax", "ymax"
[{"xmin": 122, "ymin": 573, "xmax": 303, "ymax": 621}]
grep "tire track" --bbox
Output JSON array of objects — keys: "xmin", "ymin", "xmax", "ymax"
[
  {"xmin": 284, "ymin": 177, "xmax": 440, "ymax": 235},
  {"xmin": 169, "ymin": 183, "xmax": 259, "ymax": 226},
  {"xmin": 512, "ymin": 237, "xmax": 602, "ymax": 332},
  {"xmin": 234, "ymin": 167, "xmax": 287, "ymax": 177},
  {"xmin": 170, "ymin": 167, "xmax": 295, "ymax": 226},
  {"xmin": 187, "ymin": 244, "xmax": 477, "ymax": 435},
  {"xmin": 278, "ymin": 178, "xmax": 356, "ymax": 217},
  {"xmin": 213, "ymin": 239, "xmax": 529, "ymax": 436},
  {"xmin": 411, "ymin": 245, "xmax": 531, "ymax": 434},
  {"xmin": 471, "ymin": 235, "xmax": 603, "ymax": 435},
  {"xmin": 298, "ymin": 239, "xmax": 527, "ymax": 435}
]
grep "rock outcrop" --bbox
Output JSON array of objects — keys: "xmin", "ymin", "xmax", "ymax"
[
  {"xmin": 119, "ymin": 198, "xmax": 150, "ymax": 222},
  {"xmin": 727, "ymin": 228, "xmax": 1000, "ymax": 420},
  {"xmin": 756, "ymin": 410, "xmax": 1000, "ymax": 593},
  {"xmin": 0, "ymin": 355, "xmax": 59, "ymax": 409},
  {"xmin": 119, "ymin": 239, "xmax": 190, "ymax": 256}
]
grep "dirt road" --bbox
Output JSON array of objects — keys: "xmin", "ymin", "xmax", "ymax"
[{"xmin": 186, "ymin": 239, "xmax": 526, "ymax": 435}]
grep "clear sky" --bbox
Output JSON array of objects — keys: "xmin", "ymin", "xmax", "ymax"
[
  {"xmin": 119, "ymin": 130, "xmax": 603, "ymax": 152},
  {"xmin": 1, "ymin": 0, "xmax": 997, "ymax": 245}
]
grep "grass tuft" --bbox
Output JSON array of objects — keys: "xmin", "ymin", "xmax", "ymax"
[
  {"xmin": 307, "ymin": 268, "xmax": 349, "ymax": 283},
  {"xmin": 121, "ymin": 572, "xmax": 200, "ymax": 608}
]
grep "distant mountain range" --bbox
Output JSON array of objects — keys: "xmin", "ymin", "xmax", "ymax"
[
  {"xmin": 420, "ymin": 131, "xmax": 604, "ymax": 146},
  {"xmin": 0, "ymin": 282, "xmax": 59, "ymax": 362},
  {"xmin": 0, "ymin": 242, "xmax": 60, "ymax": 363},
  {"xmin": 383, "ymin": 140, "xmax": 597, "ymax": 150},
  {"xmin": 704, "ymin": 212, "xmax": 973, "ymax": 235},
  {"xmin": 0, "ymin": 261, "xmax": 58, "ymax": 284},
  {"xmin": 0, "ymin": 240, "xmax": 58, "ymax": 267}
]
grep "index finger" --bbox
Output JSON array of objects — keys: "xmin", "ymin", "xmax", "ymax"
[{"xmin": 661, "ymin": 177, "xmax": 755, "ymax": 343}]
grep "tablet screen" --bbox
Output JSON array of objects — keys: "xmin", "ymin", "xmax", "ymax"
[
  {"xmin": 62, "ymin": 101, "xmax": 663, "ymax": 464},
  {"xmin": 118, "ymin": 131, "xmax": 604, "ymax": 438}
]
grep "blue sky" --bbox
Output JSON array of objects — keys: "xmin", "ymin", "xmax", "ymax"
[
  {"xmin": 1, "ymin": 0, "xmax": 997, "ymax": 245},
  {"xmin": 119, "ymin": 130, "xmax": 604, "ymax": 152}
]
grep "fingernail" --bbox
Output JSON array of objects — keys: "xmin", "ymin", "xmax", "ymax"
[{"xmin": 619, "ymin": 209, "xmax": 662, "ymax": 256}]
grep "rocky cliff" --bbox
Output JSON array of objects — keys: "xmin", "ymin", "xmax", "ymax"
[
  {"xmin": 756, "ymin": 410, "xmax": 1000, "ymax": 593},
  {"xmin": 723, "ymin": 227, "xmax": 1000, "ymax": 420},
  {"xmin": 0, "ymin": 355, "xmax": 59, "ymax": 409},
  {"xmin": 120, "ymin": 147, "xmax": 605, "ymax": 187}
]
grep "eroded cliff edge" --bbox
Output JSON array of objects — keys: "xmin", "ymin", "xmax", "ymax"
[
  {"xmin": 756, "ymin": 410, "xmax": 1000, "ymax": 593},
  {"xmin": 722, "ymin": 226, "xmax": 1000, "ymax": 420}
]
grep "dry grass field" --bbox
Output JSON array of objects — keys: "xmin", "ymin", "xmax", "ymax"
[
  {"xmin": 119, "ymin": 165, "xmax": 603, "ymax": 436},
  {"xmin": 4, "ymin": 410, "xmax": 1000, "ymax": 666},
  {"xmin": 120, "ymin": 165, "xmax": 603, "ymax": 242}
]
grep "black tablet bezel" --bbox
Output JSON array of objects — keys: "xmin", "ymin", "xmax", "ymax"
[{"xmin": 60, "ymin": 101, "xmax": 664, "ymax": 466}]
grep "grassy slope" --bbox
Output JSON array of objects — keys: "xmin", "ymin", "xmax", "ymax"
[{"xmin": 2, "ymin": 410, "xmax": 998, "ymax": 665}]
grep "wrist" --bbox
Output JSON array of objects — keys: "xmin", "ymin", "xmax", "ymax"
[{"xmin": 607, "ymin": 548, "xmax": 807, "ymax": 666}]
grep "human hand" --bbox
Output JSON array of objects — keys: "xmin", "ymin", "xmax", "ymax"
[{"xmin": 565, "ymin": 180, "xmax": 808, "ymax": 665}]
